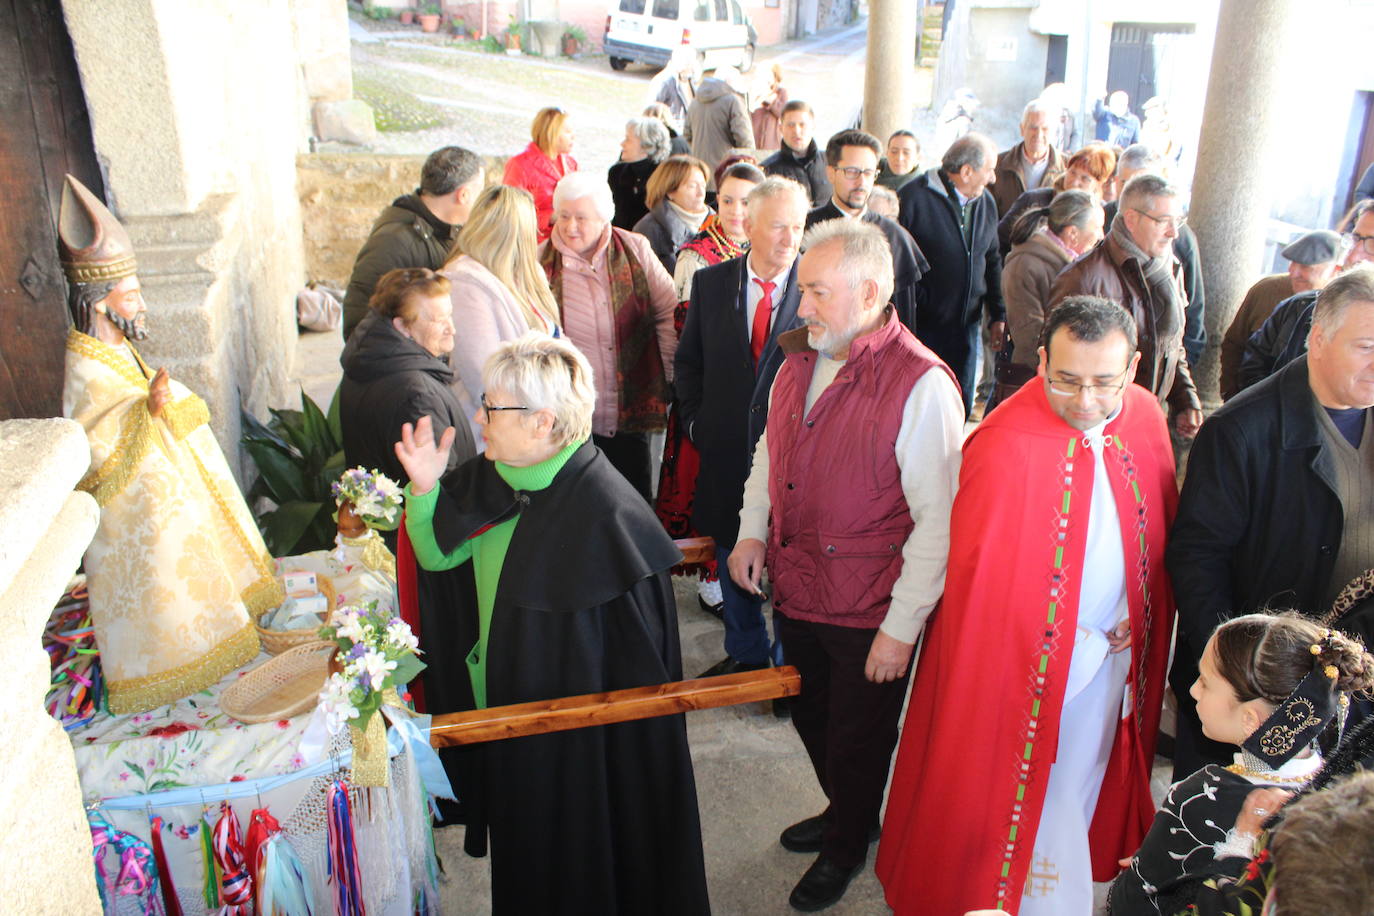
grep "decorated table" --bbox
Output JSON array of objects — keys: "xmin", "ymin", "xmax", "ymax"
[{"xmin": 63, "ymin": 542, "xmax": 447, "ymax": 916}]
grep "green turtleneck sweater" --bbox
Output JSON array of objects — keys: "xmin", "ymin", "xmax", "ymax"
[{"xmin": 404, "ymin": 440, "xmax": 582, "ymax": 708}]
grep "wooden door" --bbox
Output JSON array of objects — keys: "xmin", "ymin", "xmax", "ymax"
[
  {"xmin": 0, "ymin": 0, "xmax": 103, "ymax": 421},
  {"xmin": 1106, "ymin": 22, "xmax": 1195, "ymax": 117}
]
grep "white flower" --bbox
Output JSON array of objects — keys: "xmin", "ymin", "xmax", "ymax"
[
  {"xmin": 318, "ymin": 673, "xmax": 360, "ymax": 734},
  {"xmin": 357, "ymin": 648, "xmax": 397, "ymax": 692},
  {"xmin": 374, "ymin": 475, "xmax": 402, "ymax": 501},
  {"xmin": 385, "ymin": 619, "xmax": 420, "ymax": 653},
  {"xmin": 334, "ymin": 609, "xmax": 368, "ymax": 645}
]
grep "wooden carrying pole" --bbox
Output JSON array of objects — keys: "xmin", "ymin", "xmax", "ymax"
[{"xmin": 429, "ymin": 666, "xmax": 800, "ymax": 748}]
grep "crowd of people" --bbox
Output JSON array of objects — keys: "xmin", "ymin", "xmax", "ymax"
[{"xmin": 333, "ymin": 69, "xmax": 1374, "ymax": 916}]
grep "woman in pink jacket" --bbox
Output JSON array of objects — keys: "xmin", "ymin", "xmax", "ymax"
[
  {"xmin": 502, "ymin": 107, "xmax": 578, "ymax": 242},
  {"xmin": 441, "ymin": 185, "xmax": 561, "ymax": 447}
]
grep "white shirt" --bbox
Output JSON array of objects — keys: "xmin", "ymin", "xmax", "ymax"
[
  {"xmin": 737, "ymin": 355, "xmax": 964, "ymax": 643},
  {"xmin": 744, "ymin": 258, "xmax": 791, "ymax": 343}
]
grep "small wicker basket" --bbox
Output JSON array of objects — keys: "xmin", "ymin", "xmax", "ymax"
[
  {"xmin": 255, "ymin": 574, "xmax": 338, "ymax": 656},
  {"xmin": 221, "ymin": 640, "xmax": 338, "ymax": 724}
]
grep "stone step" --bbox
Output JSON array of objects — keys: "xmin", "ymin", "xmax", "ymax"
[{"xmin": 123, "ymin": 194, "xmax": 240, "ymax": 249}]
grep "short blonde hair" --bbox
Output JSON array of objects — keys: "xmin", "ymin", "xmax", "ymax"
[
  {"xmin": 531, "ymin": 107, "xmax": 569, "ymax": 157},
  {"xmin": 449, "ymin": 185, "xmax": 559, "ymax": 330},
  {"xmin": 483, "ymin": 332, "xmax": 596, "ymax": 448},
  {"xmin": 645, "ymin": 155, "xmax": 710, "ymax": 210}
]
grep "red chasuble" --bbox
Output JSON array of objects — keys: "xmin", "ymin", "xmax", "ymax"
[{"xmin": 875, "ymin": 380, "xmax": 1177, "ymax": 916}]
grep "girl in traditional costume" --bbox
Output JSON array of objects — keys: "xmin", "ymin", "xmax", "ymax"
[{"xmin": 1108, "ymin": 612, "xmax": 1374, "ymax": 914}]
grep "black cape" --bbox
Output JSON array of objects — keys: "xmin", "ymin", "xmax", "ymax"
[{"xmin": 428, "ymin": 443, "xmax": 711, "ymax": 916}]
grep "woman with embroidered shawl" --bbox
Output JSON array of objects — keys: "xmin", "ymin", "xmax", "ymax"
[{"xmin": 539, "ymin": 171, "xmax": 678, "ymax": 500}]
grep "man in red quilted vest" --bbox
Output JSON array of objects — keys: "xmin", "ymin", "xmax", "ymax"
[{"xmin": 728, "ymin": 219, "xmax": 964, "ymax": 911}]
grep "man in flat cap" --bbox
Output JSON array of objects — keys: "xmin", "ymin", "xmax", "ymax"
[
  {"xmin": 1237, "ymin": 200, "xmax": 1374, "ymax": 393},
  {"xmin": 59, "ymin": 174, "xmax": 280, "ymax": 714},
  {"xmin": 1219, "ymin": 229, "xmax": 1343, "ymax": 399}
]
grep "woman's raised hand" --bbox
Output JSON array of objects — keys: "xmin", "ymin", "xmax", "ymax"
[{"xmin": 395, "ymin": 415, "xmax": 456, "ymax": 496}]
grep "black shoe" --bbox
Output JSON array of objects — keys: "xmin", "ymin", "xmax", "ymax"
[
  {"xmin": 780, "ymin": 815, "xmax": 881, "ymax": 853},
  {"xmin": 696, "ymin": 594, "xmax": 725, "ymax": 621},
  {"xmin": 697, "ymin": 656, "xmax": 768, "ymax": 678},
  {"xmin": 773, "ymin": 696, "xmax": 792, "ymax": 719},
  {"xmin": 788, "ymin": 856, "xmax": 862, "ymax": 912}
]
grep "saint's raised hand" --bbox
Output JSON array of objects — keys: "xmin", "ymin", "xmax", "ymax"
[
  {"xmin": 146, "ymin": 367, "xmax": 172, "ymax": 418},
  {"xmin": 394, "ymin": 415, "xmax": 455, "ymax": 496}
]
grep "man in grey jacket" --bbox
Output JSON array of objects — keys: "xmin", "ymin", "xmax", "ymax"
[
  {"xmin": 342, "ymin": 146, "xmax": 484, "ymax": 339},
  {"xmin": 684, "ymin": 66, "xmax": 755, "ymax": 190}
]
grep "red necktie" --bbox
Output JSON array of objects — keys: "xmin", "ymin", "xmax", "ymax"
[{"xmin": 751, "ymin": 278, "xmax": 775, "ymax": 363}]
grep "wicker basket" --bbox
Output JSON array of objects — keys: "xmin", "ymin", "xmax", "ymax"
[
  {"xmin": 221, "ymin": 640, "xmax": 337, "ymax": 724},
  {"xmin": 255, "ymin": 574, "xmax": 338, "ymax": 656}
]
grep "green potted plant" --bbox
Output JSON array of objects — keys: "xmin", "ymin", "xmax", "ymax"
[
  {"xmin": 418, "ymin": 2, "xmax": 441, "ymax": 32},
  {"xmin": 398, "ymin": 6, "xmax": 415, "ymax": 25},
  {"xmin": 505, "ymin": 13, "xmax": 523, "ymax": 51},
  {"xmin": 562, "ymin": 23, "xmax": 586, "ymax": 56}
]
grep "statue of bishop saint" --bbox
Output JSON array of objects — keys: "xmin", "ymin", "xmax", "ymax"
[{"xmin": 59, "ymin": 174, "xmax": 282, "ymax": 714}]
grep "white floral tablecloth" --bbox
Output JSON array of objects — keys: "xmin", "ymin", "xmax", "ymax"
[{"xmin": 70, "ymin": 547, "xmax": 397, "ymax": 799}]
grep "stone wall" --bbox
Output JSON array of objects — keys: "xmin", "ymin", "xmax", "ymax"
[
  {"xmin": 62, "ymin": 0, "xmax": 323, "ymax": 476},
  {"xmin": 297, "ymin": 152, "xmax": 508, "ymax": 291},
  {"xmin": 0, "ymin": 419, "xmax": 101, "ymax": 914}
]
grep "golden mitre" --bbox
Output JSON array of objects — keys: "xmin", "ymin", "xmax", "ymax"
[{"xmin": 58, "ymin": 174, "xmax": 137, "ymax": 285}]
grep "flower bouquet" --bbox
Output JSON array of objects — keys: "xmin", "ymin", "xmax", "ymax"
[
  {"xmin": 316, "ymin": 602, "xmax": 424, "ymax": 785},
  {"xmin": 332, "ymin": 467, "xmax": 403, "ymax": 531}
]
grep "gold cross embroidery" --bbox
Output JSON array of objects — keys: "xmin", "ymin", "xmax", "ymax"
[{"xmin": 1023, "ymin": 856, "xmax": 1060, "ymax": 898}]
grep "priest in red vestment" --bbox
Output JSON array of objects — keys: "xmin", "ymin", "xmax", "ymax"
[{"xmin": 876, "ymin": 296, "xmax": 1176, "ymax": 915}]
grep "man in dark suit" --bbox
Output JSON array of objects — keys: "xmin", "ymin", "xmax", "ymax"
[
  {"xmin": 805, "ymin": 129, "xmax": 928, "ymax": 333},
  {"xmin": 676, "ymin": 175, "xmax": 810, "ymax": 678},
  {"xmin": 897, "ymin": 132, "xmax": 1005, "ymax": 413}
]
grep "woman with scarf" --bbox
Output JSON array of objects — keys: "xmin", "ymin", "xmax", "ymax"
[
  {"xmin": 541, "ymin": 171, "xmax": 678, "ymax": 500},
  {"xmin": 632, "ymin": 154, "xmax": 714, "ymax": 275}
]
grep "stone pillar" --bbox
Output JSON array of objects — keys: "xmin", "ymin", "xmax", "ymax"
[
  {"xmin": 862, "ymin": 0, "xmax": 916, "ymax": 145},
  {"xmin": 0, "ymin": 419, "xmax": 101, "ymax": 914},
  {"xmin": 1187, "ymin": 0, "xmax": 1299, "ymax": 408}
]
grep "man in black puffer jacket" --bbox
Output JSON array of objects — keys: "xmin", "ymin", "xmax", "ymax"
[
  {"xmin": 761, "ymin": 100, "xmax": 831, "ymax": 205},
  {"xmin": 341, "ymin": 146, "xmax": 484, "ymax": 339}
]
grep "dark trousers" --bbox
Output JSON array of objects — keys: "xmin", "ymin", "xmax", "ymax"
[
  {"xmin": 776, "ymin": 612, "xmax": 911, "ymax": 868},
  {"xmin": 593, "ymin": 431, "xmax": 653, "ymax": 502},
  {"xmin": 717, "ymin": 543, "xmax": 781, "ymax": 666}
]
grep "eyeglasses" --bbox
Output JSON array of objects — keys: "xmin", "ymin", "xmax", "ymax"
[
  {"xmin": 1130, "ymin": 208, "xmax": 1186, "ymax": 231},
  {"xmin": 1046, "ymin": 366, "xmax": 1130, "ymax": 399},
  {"xmin": 1344, "ymin": 232, "xmax": 1374, "ymax": 256},
  {"xmin": 837, "ymin": 167, "xmax": 878, "ymax": 180},
  {"xmin": 480, "ymin": 392, "xmax": 529, "ymax": 416}
]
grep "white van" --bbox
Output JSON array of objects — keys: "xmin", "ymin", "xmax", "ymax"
[{"xmin": 603, "ymin": 0, "xmax": 757, "ymax": 73}]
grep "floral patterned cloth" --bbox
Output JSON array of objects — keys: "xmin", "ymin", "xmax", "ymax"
[{"xmin": 70, "ymin": 549, "xmax": 396, "ymax": 799}]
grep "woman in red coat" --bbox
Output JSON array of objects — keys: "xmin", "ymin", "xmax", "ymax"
[{"xmin": 503, "ymin": 107, "xmax": 578, "ymax": 242}]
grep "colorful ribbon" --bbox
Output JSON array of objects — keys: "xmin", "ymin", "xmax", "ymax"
[
  {"xmin": 89, "ymin": 811, "xmax": 164, "ymax": 915},
  {"xmin": 148, "ymin": 814, "xmax": 183, "ymax": 916},
  {"xmin": 326, "ymin": 780, "xmax": 367, "ymax": 915},
  {"xmin": 211, "ymin": 802, "xmax": 253, "ymax": 914}
]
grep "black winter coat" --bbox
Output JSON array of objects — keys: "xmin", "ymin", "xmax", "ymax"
[
  {"xmin": 761, "ymin": 140, "xmax": 831, "ymax": 205},
  {"xmin": 1167, "ymin": 356, "xmax": 1347, "ymax": 691},
  {"xmin": 608, "ymin": 157, "xmax": 659, "ymax": 231},
  {"xmin": 341, "ymin": 194, "xmax": 456, "ymax": 339},
  {"xmin": 805, "ymin": 200, "xmax": 928, "ymax": 333},
  {"xmin": 897, "ymin": 169, "xmax": 1003, "ymax": 411},
  {"xmin": 675, "ymin": 255, "xmax": 801, "ymax": 545},
  {"xmin": 1237, "ymin": 290, "xmax": 1317, "ymax": 393},
  {"xmin": 427, "ymin": 444, "xmax": 710, "ymax": 915},
  {"xmin": 339, "ymin": 311, "xmax": 476, "ymax": 485}
]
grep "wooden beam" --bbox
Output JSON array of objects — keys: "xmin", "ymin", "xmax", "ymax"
[
  {"xmin": 673, "ymin": 536, "xmax": 715, "ymax": 567},
  {"xmin": 429, "ymin": 666, "xmax": 799, "ymax": 747}
]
